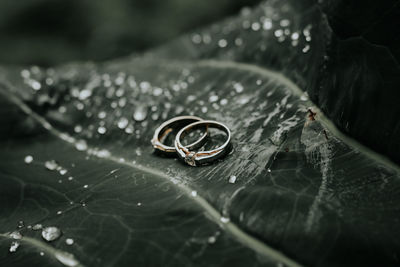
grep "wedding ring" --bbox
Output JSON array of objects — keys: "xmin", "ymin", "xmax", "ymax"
[
  {"xmin": 175, "ymin": 120, "xmax": 231, "ymax": 166},
  {"xmin": 151, "ymin": 116, "xmax": 208, "ymax": 155}
]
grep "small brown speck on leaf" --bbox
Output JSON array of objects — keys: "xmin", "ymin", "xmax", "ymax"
[{"xmin": 307, "ymin": 108, "xmax": 317, "ymax": 121}]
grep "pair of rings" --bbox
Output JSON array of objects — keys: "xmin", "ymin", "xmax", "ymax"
[{"xmin": 151, "ymin": 116, "xmax": 232, "ymax": 166}]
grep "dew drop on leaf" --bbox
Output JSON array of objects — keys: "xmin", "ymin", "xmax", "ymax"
[
  {"xmin": 97, "ymin": 126, "xmax": 107, "ymax": 135},
  {"xmin": 75, "ymin": 140, "xmax": 88, "ymax": 151},
  {"xmin": 9, "ymin": 231, "xmax": 22, "ymax": 240},
  {"xmin": 133, "ymin": 105, "xmax": 148, "ymax": 122},
  {"xmin": 207, "ymin": 236, "xmax": 216, "ymax": 244},
  {"xmin": 9, "ymin": 241, "xmax": 20, "ymax": 253},
  {"xmin": 16, "ymin": 221, "xmax": 24, "ymax": 230},
  {"xmin": 263, "ymin": 19, "xmax": 272, "ymax": 30},
  {"xmin": 41, "ymin": 226, "xmax": 61, "ymax": 242},
  {"xmin": 117, "ymin": 117, "xmax": 129, "ymax": 129},
  {"xmin": 24, "ymin": 155, "xmax": 33, "ymax": 164},
  {"xmin": 74, "ymin": 125, "xmax": 82, "ymax": 133},
  {"xmin": 218, "ymin": 39, "xmax": 227, "ymax": 48},
  {"xmin": 78, "ymin": 89, "xmax": 92, "ymax": 100},
  {"xmin": 302, "ymin": 44, "xmax": 310, "ymax": 53},
  {"xmin": 228, "ymin": 175, "xmax": 237, "ymax": 184},
  {"xmin": 251, "ymin": 22, "xmax": 260, "ymax": 31},
  {"xmin": 209, "ymin": 95, "xmax": 219, "ymax": 102},
  {"xmin": 233, "ymin": 82, "xmax": 244, "ymax": 93},
  {"xmin": 65, "ymin": 238, "xmax": 74, "ymax": 245},
  {"xmin": 45, "ymin": 160, "xmax": 58, "ymax": 171},
  {"xmin": 55, "ymin": 251, "xmax": 79, "ymax": 267},
  {"xmin": 220, "ymin": 217, "xmax": 230, "ymax": 223},
  {"xmin": 32, "ymin": 224, "xmax": 43, "ymax": 231}
]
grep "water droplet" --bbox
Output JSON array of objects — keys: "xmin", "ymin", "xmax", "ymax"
[
  {"xmin": 302, "ymin": 44, "xmax": 310, "ymax": 53},
  {"xmin": 46, "ymin": 77, "xmax": 54, "ymax": 86},
  {"xmin": 75, "ymin": 140, "xmax": 88, "ymax": 151},
  {"xmin": 57, "ymin": 211, "xmax": 62, "ymax": 215},
  {"xmin": 263, "ymin": 19, "xmax": 272, "ymax": 30},
  {"xmin": 9, "ymin": 231, "xmax": 22, "ymax": 240},
  {"xmin": 220, "ymin": 217, "xmax": 230, "ymax": 223},
  {"xmin": 65, "ymin": 238, "xmax": 74, "ymax": 245},
  {"xmin": 234, "ymin": 38, "xmax": 243, "ymax": 46},
  {"xmin": 274, "ymin": 29, "xmax": 283, "ymax": 38},
  {"xmin": 151, "ymin": 113, "xmax": 159, "ymax": 121},
  {"xmin": 267, "ymin": 168, "xmax": 272, "ymax": 173},
  {"xmin": 242, "ymin": 20, "xmax": 251, "ymax": 29},
  {"xmin": 228, "ymin": 175, "xmax": 237, "ymax": 184},
  {"xmin": 32, "ymin": 224, "xmax": 43, "ymax": 230},
  {"xmin": 140, "ymin": 81, "xmax": 151, "ymax": 92},
  {"xmin": 191, "ymin": 34, "xmax": 202, "ymax": 44},
  {"xmin": 59, "ymin": 169, "xmax": 67, "ymax": 175},
  {"xmin": 218, "ymin": 39, "xmax": 228, "ymax": 48},
  {"xmin": 233, "ymin": 82, "xmax": 244, "ymax": 93},
  {"xmin": 208, "ymin": 236, "xmax": 216, "ymax": 244},
  {"xmin": 133, "ymin": 105, "xmax": 148, "ymax": 122},
  {"xmin": 40, "ymin": 252, "xmax": 45, "ymax": 256},
  {"xmin": 58, "ymin": 106, "xmax": 67, "ymax": 113},
  {"xmin": 76, "ymin": 102, "xmax": 84, "ymax": 110},
  {"xmin": 251, "ymin": 22, "xmax": 260, "ymax": 31},
  {"xmin": 9, "ymin": 241, "xmax": 20, "ymax": 252},
  {"xmin": 291, "ymin": 32, "xmax": 299, "ymax": 40},
  {"xmin": 55, "ymin": 251, "xmax": 79, "ymax": 267},
  {"xmin": 191, "ymin": 191, "xmax": 197, "ymax": 197},
  {"xmin": 95, "ymin": 149, "xmax": 111, "ymax": 158},
  {"xmin": 21, "ymin": 69, "xmax": 30, "ymax": 78},
  {"xmin": 24, "ymin": 155, "xmax": 33, "ymax": 164},
  {"xmin": 17, "ymin": 221, "xmax": 24, "ymax": 228},
  {"xmin": 137, "ymin": 202, "xmax": 142, "ymax": 206},
  {"xmin": 97, "ymin": 126, "xmax": 107, "ymax": 135},
  {"xmin": 202, "ymin": 34, "xmax": 212, "ymax": 44},
  {"xmin": 41, "ymin": 226, "xmax": 61, "ymax": 242},
  {"xmin": 98, "ymin": 111, "xmax": 106, "ymax": 119},
  {"xmin": 31, "ymin": 80, "xmax": 41, "ymax": 90},
  {"xmin": 280, "ymin": 19, "xmax": 290, "ymax": 27},
  {"xmin": 125, "ymin": 125, "xmax": 134, "ymax": 134},
  {"xmin": 117, "ymin": 117, "xmax": 129, "ymax": 129},
  {"xmin": 83, "ymin": 184, "xmax": 88, "ymax": 188},
  {"xmin": 220, "ymin": 99, "xmax": 228, "ymax": 105},
  {"xmin": 153, "ymin": 87, "xmax": 163, "ymax": 96},
  {"xmin": 78, "ymin": 89, "xmax": 91, "ymax": 100},
  {"xmin": 209, "ymin": 95, "xmax": 219, "ymax": 102},
  {"xmin": 201, "ymin": 106, "xmax": 208, "ymax": 113},
  {"xmin": 45, "ymin": 160, "xmax": 58, "ymax": 171},
  {"xmin": 300, "ymin": 93, "xmax": 309, "ymax": 101}
]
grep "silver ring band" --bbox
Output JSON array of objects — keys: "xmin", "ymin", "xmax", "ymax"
[
  {"xmin": 151, "ymin": 116, "xmax": 207, "ymax": 155},
  {"xmin": 175, "ymin": 120, "xmax": 231, "ymax": 166}
]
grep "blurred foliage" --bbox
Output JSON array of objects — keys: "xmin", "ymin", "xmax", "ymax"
[{"xmin": 0, "ymin": 0, "xmax": 260, "ymax": 66}]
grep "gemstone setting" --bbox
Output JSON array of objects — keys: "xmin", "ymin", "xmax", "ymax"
[{"xmin": 184, "ymin": 152, "xmax": 197, "ymax": 166}]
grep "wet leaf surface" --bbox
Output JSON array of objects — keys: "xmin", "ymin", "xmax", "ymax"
[{"xmin": 1, "ymin": 1, "xmax": 400, "ymax": 267}]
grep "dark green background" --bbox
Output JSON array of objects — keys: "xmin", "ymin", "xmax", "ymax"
[{"xmin": 0, "ymin": 0, "xmax": 260, "ymax": 66}]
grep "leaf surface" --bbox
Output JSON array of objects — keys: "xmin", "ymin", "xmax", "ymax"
[{"xmin": 1, "ymin": 1, "xmax": 400, "ymax": 267}]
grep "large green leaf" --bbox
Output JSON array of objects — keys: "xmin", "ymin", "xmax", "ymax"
[{"xmin": 1, "ymin": 1, "xmax": 400, "ymax": 267}]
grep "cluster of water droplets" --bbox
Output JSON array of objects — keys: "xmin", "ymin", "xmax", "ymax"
[
  {"xmin": 190, "ymin": 1, "xmax": 313, "ymax": 59},
  {"xmin": 7, "ymin": 220, "xmax": 78, "ymax": 266}
]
